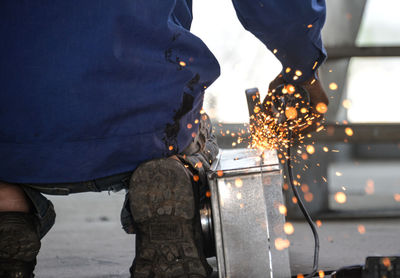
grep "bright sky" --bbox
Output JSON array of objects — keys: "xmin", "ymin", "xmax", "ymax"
[
  {"xmin": 191, "ymin": 0, "xmax": 400, "ymax": 123},
  {"xmin": 349, "ymin": 0, "xmax": 400, "ymax": 123},
  {"xmin": 191, "ymin": 0, "xmax": 280, "ymax": 123}
]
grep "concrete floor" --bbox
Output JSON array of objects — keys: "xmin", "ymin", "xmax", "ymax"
[{"xmin": 35, "ymin": 192, "xmax": 400, "ymax": 278}]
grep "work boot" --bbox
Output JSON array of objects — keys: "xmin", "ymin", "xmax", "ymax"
[
  {"xmin": 0, "ymin": 212, "xmax": 41, "ymax": 278},
  {"xmin": 129, "ymin": 158, "xmax": 213, "ymax": 278}
]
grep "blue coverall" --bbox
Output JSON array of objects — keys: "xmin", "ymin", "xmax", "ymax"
[{"xmin": 0, "ymin": 0, "xmax": 326, "ymax": 183}]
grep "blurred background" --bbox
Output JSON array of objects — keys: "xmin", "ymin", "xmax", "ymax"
[
  {"xmin": 192, "ymin": 0, "xmax": 400, "ymax": 124},
  {"xmin": 192, "ymin": 0, "xmax": 400, "ymax": 218}
]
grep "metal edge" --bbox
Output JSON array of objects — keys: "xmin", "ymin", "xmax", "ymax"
[
  {"xmin": 210, "ymin": 153, "xmax": 222, "ymax": 172},
  {"xmin": 262, "ymin": 171, "xmax": 292, "ymax": 277},
  {"xmin": 207, "ymin": 153, "xmax": 280, "ymax": 179},
  {"xmin": 207, "ymin": 153, "xmax": 222, "ymax": 180},
  {"xmin": 218, "ymin": 165, "xmax": 280, "ymax": 178},
  {"xmin": 209, "ymin": 176, "xmax": 226, "ymax": 278}
]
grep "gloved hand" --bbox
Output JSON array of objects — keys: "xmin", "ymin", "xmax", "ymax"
[{"xmin": 267, "ymin": 72, "xmax": 329, "ymax": 138}]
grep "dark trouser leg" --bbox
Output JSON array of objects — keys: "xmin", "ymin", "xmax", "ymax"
[
  {"xmin": 128, "ymin": 114, "xmax": 218, "ymax": 278},
  {"xmin": 0, "ymin": 212, "xmax": 41, "ymax": 278}
]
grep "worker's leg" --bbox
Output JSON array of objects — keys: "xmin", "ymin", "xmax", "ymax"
[
  {"xmin": 129, "ymin": 114, "xmax": 218, "ymax": 278},
  {"xmin": 0, "ymin": 182, "xmax": 41, "ymax": 278},
  {"xmin": 0, "ymin": 182, "xmax": 32, "ymax": 212}
]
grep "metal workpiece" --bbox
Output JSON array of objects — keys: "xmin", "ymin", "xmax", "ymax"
[{"xmin": 208, "ymin": 148, "xmax": 291, "ymax": 278}]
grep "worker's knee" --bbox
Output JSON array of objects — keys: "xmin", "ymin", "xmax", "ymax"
[
  {"xmin": 0, "ymin": 182, "xmax": 31, "ymax": 212},
  {"xmin": 0, "ymin": 212, "xmax": 41, "ymax": 276}
]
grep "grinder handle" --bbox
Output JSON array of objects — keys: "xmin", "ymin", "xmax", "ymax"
[{"xmin": 245, "ymin": 88, "xmax": 261, "ymax": 118}]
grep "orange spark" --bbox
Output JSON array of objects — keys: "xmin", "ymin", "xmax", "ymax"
[
  {"xmin": 283, "ymin": 183, "xmax": 289, "ymax": 190},
  {"xmin": 365, "ymin": 179, "xmax": 374, "ymax": 195},
  {"xmin": 275, "ymin": 238, "xmax": 290, "ymax": 250},
  {"xmin": 295, "ymin": 70, "xmax": 303, "ymax": 76},
  {"xmin": 304, "ymin": 192, "xmax": 314, "ymax": 202},
  {"xmin": 329, "ymin": 82, "xmax": 338, "ymax": 90},
  {"xmin": 316, "ymin": 102, "xmax": 328, "ymax": 114},
  {"xmin": 342, "ymin": 99, "xmax": 352, "ymax": 109},
  {"xmin": 179, "ymin": 61, "xmax": 186, "ymax": 67},
  {"xmin": 249, "ymin": 91, "xmax": 324, "ymax": 152},
  {"xmin": 345, "ymin": 127, "xmax": 354, "ymax": 136},
  {"xmin": 300, "ymin": 107, "xmax": 308, "ymax": 114},
  {"xmin": 394, "ymin": 194, "xmax": 400, "ymax": 202},
  {"xmin": 206, "ymin": 191, "xmax": 211, "ymax": 198},
  {"xmin": 235, "ymin": 178, "xmax": 243, "ymax": 188},
  {"xmin": 382, "ymin": 257, "xmax": 391, "ymax": 268},
  {"xmin": 316, "ymin": 220, "xmax": 322, "ymax": 227},
  {"xmin": 279, "ymin": 204, "xmax": 287, "ymax": 215},
  {"xmin": 284, "ymin": 222, "xmax": 295, "ymax": 235},
  {"xmin": 301, "ymin": 184, "xmax": 309, "ymax": 193},
  {"xmin": 334, "ymin": 192, "xmax": 347, "ymax": 204},
  {"xmin": 306, "ymin": 145, "xmax": 315, "ymax": 154},
  {"xmin": 358, "ymin": 224, "xmax": 366, "ymax": 234},
  {"xmin": 187, "ymin": 123, "xmax": 192, "ymax": 129},
  {"xmin": 193, "ymin": 175, "xmax": 199, "ymax": 182},
  {"xmin": 285, "ymin": 107, "xmax": 298, "ymax": 120},
  {"xmin": 286, "ymin": 84, "xmax": 296, "ymax": 94},
  {"xmin": 217, "ymin": 170, "xmax": 223, "ymax": 177}
]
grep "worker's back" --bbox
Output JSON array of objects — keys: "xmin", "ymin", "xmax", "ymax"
[
  {"xmin": 0, "ymin": 0, "xmax": 220, "ymax": 183},
  {"xmin": 0, "ymin": 0, "xmax": 326, "ymax": 184}
]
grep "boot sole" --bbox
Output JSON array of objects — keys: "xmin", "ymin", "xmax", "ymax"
[
  {"xmin": 0, "ymin": 212, "xmax": 40, "ymax": 261},
  {"xmin": 130, "ymin": 158, "xmax": 209, "ymax": 278},
  {"xmin": 0, "ymin": 212, "xmax": 40, "ymax": 277}
]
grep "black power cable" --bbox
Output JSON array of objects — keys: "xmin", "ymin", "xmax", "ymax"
[{"xmin": 287, "ymin": 132, "xmax": 320, "ymax": 278}]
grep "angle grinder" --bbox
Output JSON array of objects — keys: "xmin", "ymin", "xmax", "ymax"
[
  {"xmin": 199, "ymin": 84, "xmax": 314, "ymax": 261},
  {"xmin": 246, "ymin": 84, "xmax": 311, "ymax": 139}
]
